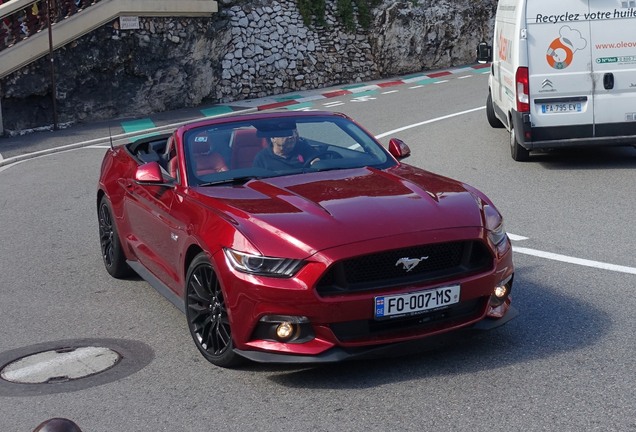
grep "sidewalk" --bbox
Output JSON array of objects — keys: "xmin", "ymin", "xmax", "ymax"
[{"xmin": 0, "ymin": 63, "xmax": 489, "ymax": 167}]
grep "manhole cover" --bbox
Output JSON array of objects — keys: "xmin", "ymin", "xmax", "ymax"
[{"xmin": 1, "ymin": 346, "xmax": 121, "ymax": 384}]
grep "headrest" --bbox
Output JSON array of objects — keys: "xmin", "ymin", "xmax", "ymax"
[{"xmin": 191, "ymin": 133, "xmax": 210, "ymax": 154}]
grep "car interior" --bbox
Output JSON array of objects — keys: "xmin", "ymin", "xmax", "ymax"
[{"xmin": 126, "ymin": 117, "xmax": 392, "ymax": 186}]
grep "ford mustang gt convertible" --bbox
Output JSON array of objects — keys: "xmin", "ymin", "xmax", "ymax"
[{"xmin": 97, "ymin": 110, "xmax": 517, "ymax": 368}]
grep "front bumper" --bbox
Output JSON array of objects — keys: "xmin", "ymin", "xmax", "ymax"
[
  {"xmin": 218, "ymin": 228, "xmax": 516, "ymax": 362},
  {"xmin": 234, "ymin": 305, "xmax": 518, "ymax": 364}
]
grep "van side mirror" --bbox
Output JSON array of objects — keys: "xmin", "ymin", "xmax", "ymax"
[{"xmin": 476, "ymin": 41, "xmax": 492, "ymax": 64}]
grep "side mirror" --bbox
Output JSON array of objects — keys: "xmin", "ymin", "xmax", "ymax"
[
  {"xmin": 388, "ymin": 138, "xmax": 411, "ymax": 160},
  {"xmin": 135, "ymin": 162, "xmax": 171, "ymax": 185},
  {"xmin": 476, "ymin": 41, "xmax": 492, "ymax": 64}
]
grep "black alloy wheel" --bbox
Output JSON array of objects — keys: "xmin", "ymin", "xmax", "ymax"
[
  {"xmin": 98, "ymin": 197, "xmax": 132, "ymax": 278},
  {"xmin": 185, "ymin": 253, "xmax": 242, "ymax": 368}
]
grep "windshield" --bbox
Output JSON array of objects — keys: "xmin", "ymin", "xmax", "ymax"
[{"xmin": 183, "ymin": 115, "xmax": 394, "ymax": 186}]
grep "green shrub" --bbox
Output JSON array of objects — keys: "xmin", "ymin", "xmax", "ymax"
[
  {"xmin": 297, "ymin": 0, "xmax": 326, "ymax": 26},
  {"xmin": 298, "ymin": 0, "xmax": 382, "ymax": 31}
]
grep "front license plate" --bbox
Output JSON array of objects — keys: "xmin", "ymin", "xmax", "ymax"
[
  {"xmin": 541, "ymin": 102, "xmax": 582, "ymax": 113},
  {"xmin": 374, "ymin": 285, "xmax": 461, "ymax": 319}
]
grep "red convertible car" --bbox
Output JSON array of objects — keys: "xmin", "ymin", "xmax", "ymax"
[{"xmin": 97, "ymin": 111, "xmax": 516, "ymax": 368}]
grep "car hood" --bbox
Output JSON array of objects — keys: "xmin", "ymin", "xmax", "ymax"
[{"xmin": 192, "ymin": 166, "xmax": 486, "ymax": 257}]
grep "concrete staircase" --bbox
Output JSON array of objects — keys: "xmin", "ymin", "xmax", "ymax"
[{"xmin": 0, "ymin": 0, "xmax": 218, "ymax": 79}]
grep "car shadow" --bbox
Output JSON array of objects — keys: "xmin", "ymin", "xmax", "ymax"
[
  {"xmin": 252, "ymin": 264, "xmax": 611, "ymax": 389},
  {"xmin": 533, "ymin": 146, "xmax": 636, "ymax": 170}
]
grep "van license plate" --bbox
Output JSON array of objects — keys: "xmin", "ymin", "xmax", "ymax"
[
  {"xmin": 541, "ymin": 102, "xmax": 582, "ymax": 113},
  {"xmin": 374, "ymin": 285, "xmax": 460, "ymax": 319}
]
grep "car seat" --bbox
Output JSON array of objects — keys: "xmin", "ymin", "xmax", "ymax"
[
  {"xmin": 192, "ymin": 139, "xmax": 229, "ymax": 176},
  {"xmin": 230, "ymin": 129, "xmax": 267, "ymax": 169}
]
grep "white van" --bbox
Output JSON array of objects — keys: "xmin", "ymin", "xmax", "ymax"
[{"xmin": 477, "ymin": 0, "xmax": 636, "ymax": 161}]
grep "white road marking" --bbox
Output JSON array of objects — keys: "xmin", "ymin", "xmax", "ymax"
[
  {"xmin": 458, "ymin": 75, "xmax": 472, "ymax": 80},
  {"xmin": 508, "ymin": 234, "xmax": 634, "ymax": 274},
  {"xmin": 409, "ymin": 85, "xmax": 424, "ymax": 89},
  {"xmin": 381, "ymin": 90, "xmax": 399, "ymax": 95},
  {"xmin": 433, "ymin": 80, "xmax": 449, "ymax": 84},
  {"xmin": 513, "ymin": 247, "xmax": 636, "ymax": 275},
  {"xmin": 323, "ymin": 101, "xmax": 344, "ymax": 107},
  {"xmin": 351, "ymin": 96, "xmax": 376, "ymax": 102},
  {"xmin": 0, "ymin": 152, "xmax": 3, "ymax": 161},
  {"xmin": 376, "ymin": 106, "xmax": 485, "ymax": 138}
]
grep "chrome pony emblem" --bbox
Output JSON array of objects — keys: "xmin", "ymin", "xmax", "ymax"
[{"xmin": 395, "ymin": 256, "xmax": 429, "ymax": 272}]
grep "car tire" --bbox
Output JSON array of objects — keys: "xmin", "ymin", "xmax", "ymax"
[
  {"xmin": 510, "ymin": 125, "xmax": 530, "ymax": 162},
  {"xmin": 486, "ymin": 93, "xmax": 504, "ymax": 128},
  {"xmin": 185, "ymin": 252, "xmax": 243, "ymax": 368},
  {"xmin": 98, "ymin": 196, "xmax": 133, "ymax": 278}
]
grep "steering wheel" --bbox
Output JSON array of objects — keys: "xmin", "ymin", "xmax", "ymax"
[{"xmin": 303, "ymin": 151, "xmax": 343, "ymax": 167}]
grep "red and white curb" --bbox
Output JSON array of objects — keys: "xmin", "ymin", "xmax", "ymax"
[{"xmin": 240, "ymin": 63, "xmax": 491, "ymax": 111}]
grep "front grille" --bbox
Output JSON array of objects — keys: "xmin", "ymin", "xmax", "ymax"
[
  {"xmin": 316, "ymin": 240, "xmax": 492, "ymax": 296},
  {"xmin": 330, "ymin": 298, "xmax": 486, "ymax": 342}
]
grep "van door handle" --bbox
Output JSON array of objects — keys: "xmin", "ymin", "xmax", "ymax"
[{"xmin": 603, "ymin": 73, "xmax": 614, "ymax": 90}]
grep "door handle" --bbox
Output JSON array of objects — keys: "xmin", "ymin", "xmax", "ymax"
[{"xmin": 603, "ymin": 73, "xmax": 614, "ymax": 90}]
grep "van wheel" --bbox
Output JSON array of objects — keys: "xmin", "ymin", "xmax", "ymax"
[
  {"xmin": 510, "ymin": 126, "xmax": 530, "ymax": 162},
  {"xmin": 486, "ymin": 93, "xmax": 504, "ymax": 128}
]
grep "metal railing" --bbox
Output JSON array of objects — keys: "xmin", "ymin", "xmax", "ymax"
[{"xmin": 0, "ymin": 0, "xmax": 100, "ymax": 51}]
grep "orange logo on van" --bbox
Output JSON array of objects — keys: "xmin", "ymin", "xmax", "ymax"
[{"xmin": 546, "ymin": 26, "xmax": 588, "ymax": 70}]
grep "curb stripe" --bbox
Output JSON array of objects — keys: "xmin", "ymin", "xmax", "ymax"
[
  {"xmin": 253, "ymin": 63, "xmax": 491, "ymax": 111},
  {"xmin": 427, "ymin": 71, "xmax": 453, "ymax": 78},
  {"xmin": 377, "ymin": 80, "xmax": 404, "ymax": 88},
  {"xmin": 257, "ymin": 100, "xmax": 298, "ymax": 110},
  {"xmin": 121, "ymin": 118, "xmax": 156, "ymax": 133},
  {"xmin": 322, "ymin": 89, "xmax": 353, "ymax": 98}
]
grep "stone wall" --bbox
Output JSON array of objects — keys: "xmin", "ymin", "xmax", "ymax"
[{"xmin": 0, "ymin": 0, "xmax": 496, "ymax": 133}]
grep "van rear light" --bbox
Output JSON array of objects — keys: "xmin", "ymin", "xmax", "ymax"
[{"xmin": 515, "ymin": 67, "xmax": 530, "ymax": 113}]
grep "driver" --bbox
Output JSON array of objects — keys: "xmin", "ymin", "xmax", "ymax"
[{"xmin": 253, "ymin": 127, "xmax": 318, "ymax": 170}]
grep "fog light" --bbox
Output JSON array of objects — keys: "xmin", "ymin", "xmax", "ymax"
[
  {"xmin": 494, "ymin": 285, "xmax": 508, "ymax": 299},
  {"xmin": 276, "ymin": 322, "xmax": 296, "ymax": 340},
  {"xmin": 489, "ymin": 275, "xmax": 513, "ymax": 308},
  {"xmin": 255, "ymin": 315, "xmax": 313, "ymax": 343}
]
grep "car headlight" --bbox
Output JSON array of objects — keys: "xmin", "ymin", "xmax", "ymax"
[
  {"xmin": 223, "ymin": 248, "xmax": 304, "ymax": 277},
  {"xmin": 484, "ymin": 204, "xmax": 507, "ymax": 246}
]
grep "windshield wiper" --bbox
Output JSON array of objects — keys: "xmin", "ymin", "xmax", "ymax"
[{"xmin": 197, "ymin": 176, "xmax": 260, "ymax": 186}]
